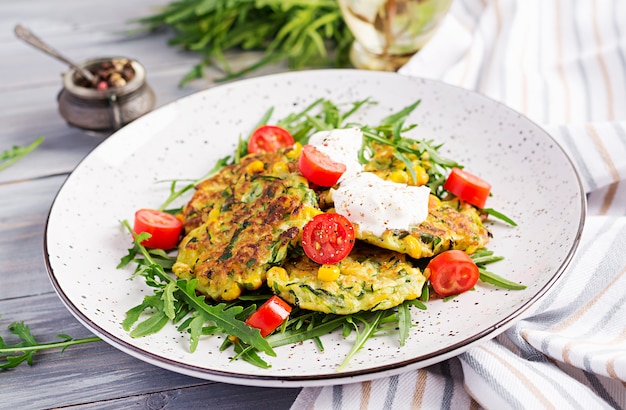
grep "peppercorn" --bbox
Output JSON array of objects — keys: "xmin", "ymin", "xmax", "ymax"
[{"xmin": 74, "ymin": 58, "xmax": 136, "ymax": 90}]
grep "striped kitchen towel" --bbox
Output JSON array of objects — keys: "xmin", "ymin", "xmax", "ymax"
[{"xmin": 292, "ymin": 0, "xmax": 626, "ymax": 408}]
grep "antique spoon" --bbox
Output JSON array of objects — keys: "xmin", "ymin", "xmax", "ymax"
[{"xmin": 14, "ymin": 24, "xmax": 98, "ymax": 87}]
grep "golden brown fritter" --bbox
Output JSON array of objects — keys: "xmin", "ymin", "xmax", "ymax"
[
  {"xmin": 314, "ymin": 139, "xmax": 489, "ymax": 258},
  {"xmin": 172, "ymin": 147, "xmax": 321, "ymax": 301},
  {"xmin": 355, "ymin": 195, "xmax": 489, "ymax": 259},
  {"xmin": 267, "ymin": 244, "xmax": 427, "ymax": 314}
]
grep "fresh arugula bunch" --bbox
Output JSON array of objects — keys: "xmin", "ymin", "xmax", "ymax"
[{"xmin": 134, "ymin": 0, "xmax": 353, "ymax": 85}]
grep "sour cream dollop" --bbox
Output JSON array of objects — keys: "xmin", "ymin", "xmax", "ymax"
[
  {"xmin": 308, "ymin": 127, "xmax": 431, "ymax": 236},
  {"xmin": 331, "ymin": 172, "xmax": 431, "ymax": 236}
]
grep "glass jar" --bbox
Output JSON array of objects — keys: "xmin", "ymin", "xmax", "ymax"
[
  {"xmin": 57, "ymin": 57, "xmax": 156, "ymax": 132},
  {"xmin": 338, "ymin": 0, "xmax": 453, "ymax": 71}
]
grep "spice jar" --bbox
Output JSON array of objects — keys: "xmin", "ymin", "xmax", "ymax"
[{"xmin": 58, "ymin": 57, "xmax": 156, "ymax": 132}]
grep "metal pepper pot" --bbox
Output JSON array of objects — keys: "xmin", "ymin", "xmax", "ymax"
[{"xmin": 57, "ymin": 57, "xmax": 156, "ymax": 132}]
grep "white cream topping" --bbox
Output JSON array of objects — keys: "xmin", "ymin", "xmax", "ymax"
[
  {"xmin": 308, "ymin": 127, "xmax": 431, "ymax": 236},
  {"xmin": 331, "ymin": 172, "xmax": 431, "ymax": 236}
]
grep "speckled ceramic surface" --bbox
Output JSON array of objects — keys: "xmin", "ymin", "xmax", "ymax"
[{"xmin": 45, "ymin": 70, "xmax": 585, "ymax": 387}]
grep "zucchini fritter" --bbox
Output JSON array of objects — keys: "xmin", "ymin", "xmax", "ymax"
[
  {"xmin": 318, "ymin": 139, "xmax": 489, "ymax": 259},
  {"xmin": 172, "ymin": 148, "xmax": 321, "ymax": 301},
  {"xmin": 267, "ymin": 244, "xmax": 427, "ymax": 314},
  {"xmin": 356, "ymin": 195, "xmax": 489, "ymax": 259}
]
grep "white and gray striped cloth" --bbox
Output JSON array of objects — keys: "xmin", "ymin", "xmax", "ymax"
[{"xmin": 292, "ymin": 0, "xmax": 626, "ymax": 408}]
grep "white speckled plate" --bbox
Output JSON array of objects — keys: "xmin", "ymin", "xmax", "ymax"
[{"xmin": 45, "ymin": 70, "xmax": 585, "ymax": 387}]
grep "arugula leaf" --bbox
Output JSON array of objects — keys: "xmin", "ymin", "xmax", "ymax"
[
  {"xmin": 397, "ymin": 301, "xmax": 412, "ymax": 347},
  {"xmin": 336, "ymin": 311, "xmax": 387, "ymax": 371},
  {"xmin": 471, "ymin": 250, "xmax": 526, "ymax": 290},
  {"xmin": 0, "ymin": 322, "xmax": 100, "ymax": 370},
  {"xmin": 0, "ymin": 137, "xmax": 44, "ymax": 171},
  {"xmin": 479, "ymin": 270, "xmax": 527, "ymax": 290},
  {"xmin": 482, "ymin": 207, "xmax": 518, "ymax": 227},
  {"xmin": 157, "ymin": 155, "xmax": 232, "ymax": 211}
]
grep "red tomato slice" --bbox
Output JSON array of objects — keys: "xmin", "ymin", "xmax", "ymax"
[
  {"xmin": 133, "ymin": 209, "xmax": 183, "ymax": 250},
  {"xmin": 298, "ymin": 144, "xmax": 347, "ymax": 187},
  {"xmin": 245, "ymin": 295, "xmax": 292, "ymax": 337},
  {"xmin": 443, "ymin": 168, "xmax": 491, "ymax": 208},
  {"xmin": 248, "ymin": 125, "xmax": 295, "ymax": 154},
  {"xmin": 302, "ymin": 213, "xmax": 355, "ymax": 264},
  {"xmin": 426, "ymin": 250, "xmax": 479, "ymax": 297}
]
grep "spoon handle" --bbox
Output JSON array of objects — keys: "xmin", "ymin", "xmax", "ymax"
[{"xmin": 14, "ymin": 24, "xmax": 97, "ymax": 85}]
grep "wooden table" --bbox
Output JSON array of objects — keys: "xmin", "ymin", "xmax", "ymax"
[{"xmin": 0, "ymin": 1, "xmax": 301, "ymax": 407}]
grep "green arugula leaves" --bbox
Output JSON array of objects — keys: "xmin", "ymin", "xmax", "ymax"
[{"xmin": 134, "ymin": 0, "xmax": 353, "ymax": 85}]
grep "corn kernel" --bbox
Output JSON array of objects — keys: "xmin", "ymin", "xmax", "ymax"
[
  {"xmin": 303, "ymin": 206, "xmax": 324, "ymax": 220},
  {"xmin": 317, "ymin": 264, "xmax": 341, "ymax": 282},
  {"xmin": 403, "ymin": 235, "xmax": 423, "ymax": 259},
  {"xmin": 409, "ymin": 165, "xmax": 429, "ymax": 186},
  {"xmin": 286, "ymin": 142, "xmax": 302, "ymax": 160},
  {"xmin": 267, "ymin": 266, "xmax": 287, "ymax": 278},
  {"xmin": 246, "ymin": 160, "xmax": 265, "ymax": 174},
  {"xmin": 222, "ymin": 283, "xmax": 242, "ymax": 300},
  {"xmin": 389, "ymin": 170, "xmax": 409, "ymax": 184},
  {"xmin": 207, "ymin": 207, "xmax": 220, "ymax": 223},
  {"xmin": 272, "ymin": 161, "xmax": 289, "ymax": 174}
]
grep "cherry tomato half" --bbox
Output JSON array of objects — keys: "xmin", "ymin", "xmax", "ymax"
[
  {"xmin": 248, "ymin": 125, "xmax": 295, "ymax": 154},
  {"xmin": 302, "ymin": 213, "xmax": 355, "ymax": 264},
  {"xmin": 443, "ymin": 168, "xmax": 491, "ymax": 209},
  {"xmin": 245, "ymin": 295, "xmax": 292, "ymax": 337},
  {"xmin": 298, "ymin": 144, "xmax": 347, "ymax": 187},
  {"xmin": 426, "ymin": 250, "xmax": 479, "ymax": 297},
  {"xmin": 133, "ymin": 209, "xmax": 183, "ymax": 250}
]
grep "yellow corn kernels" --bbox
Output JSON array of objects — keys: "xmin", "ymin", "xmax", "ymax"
[
  {"xmin": 207, "ymin": 207, "xmax": 220, "ymax": 223},
  {"xmin": 389, "ymin": 170, "xmax": 409, "ymax": 184},
  {"xmin": 403, "ymin": 235, "xmax": 423, "ymax": 259},
  {"xmin": 317, "ymin": 264, "xmax": 341, "ymax": 282},
  {"xmin": 267, "ymin": 266, "xmax": 287, "ymax": 277},
  {"xmin": 409, "ymin": 165, "xmax": 429, "ymax": 186},
  {"xmin": 272, "ymin": 161, "xmax": 289, "ymax": 175},
  {"xmin": 246, "ymin": 160, "xmax": 265, "ymax": 174},
  {"xmin": 286, "ymin": 142, "xmax": 302, "ymax": 160}
]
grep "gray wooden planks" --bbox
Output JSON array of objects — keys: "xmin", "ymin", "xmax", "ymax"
[{"xmin": 0, "ymin": 0, "xmax": 300, "ymax": 408}]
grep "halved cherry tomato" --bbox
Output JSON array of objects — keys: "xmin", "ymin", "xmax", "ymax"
[
  {"xmin": 443, "ymin": 168, "xmax": 491, "ymax": 208},
  {"xmin": 302, "ymin": 213, "xmax": 355, "ymax": 264},
  {"xmin": 248, "ymin": 125, "xmax": 295, "ymax": 154},
  {"xmin": 426, "ymin": 250, "xmax": 479, "ymax": 297},
  {"xmin": 133, "ymin": 209, "xmax": 183, "ymax": 250},
  {"xmin": 245, "ymin": 295, "xmax": 292, "ymax": 337},
  {"xmin": 298, "ymin": 144, "xmax": 347, "ymax": 187}
]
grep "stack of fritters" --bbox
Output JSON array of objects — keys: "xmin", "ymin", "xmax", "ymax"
[{"xmin": 173, "ymin": 141, "xmax": 490, "ymax": 313}]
